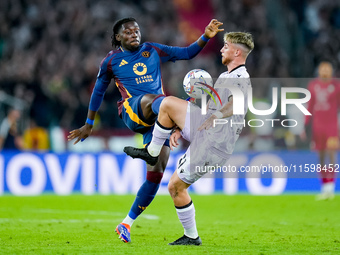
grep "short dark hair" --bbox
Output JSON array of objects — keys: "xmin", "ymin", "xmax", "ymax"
[{"xmin": 111, "ymin": 17, "xmax": 137, "ymax": 48}]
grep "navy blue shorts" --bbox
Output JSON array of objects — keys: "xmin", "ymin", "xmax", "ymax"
[{"xmin": 121, "ymin": 95, "xmax": 169, "ymax": 147}]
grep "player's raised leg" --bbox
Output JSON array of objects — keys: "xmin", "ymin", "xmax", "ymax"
[
  {"xmin": 124, "ymin": 96, "xmax": 188, "ymax": 164},
  {"xmin": 167, "ymin": 170, "xmax": 202, "ymax": 245}
]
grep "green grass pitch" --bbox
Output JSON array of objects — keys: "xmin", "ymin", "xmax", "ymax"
[{"xmin": 1, "ymin": 194, "xmax": 339, "ymax": 254}]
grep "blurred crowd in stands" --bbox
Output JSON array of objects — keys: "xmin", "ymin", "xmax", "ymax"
[{"xmin": 0, "ymin": 0, "xmax": 339, "ymax": 151}]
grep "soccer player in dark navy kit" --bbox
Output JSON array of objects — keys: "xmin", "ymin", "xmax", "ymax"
[{"xmin": 68, "ymin": 17, "xmax": 223, "ymax": 243}]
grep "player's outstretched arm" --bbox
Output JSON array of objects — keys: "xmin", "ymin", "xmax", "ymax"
[{"xmin": 67, "ymin": 109, "xmax": 96, "ymax": 145}]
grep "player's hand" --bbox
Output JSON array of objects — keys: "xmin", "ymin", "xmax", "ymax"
[
  {"xmin": 198, "ymin": 115, "xmax": 218, "ymax": 131},
  {"xmin": 67, "ymin": 124, "xmax": 93, "ymax": 145},
  {"xmin": 204, "ymin": 19, "xmax": 224, "ymax": 39},
  {"xmin": 169, "ymin": 129, "xmax": 181, "ymax": 151}
]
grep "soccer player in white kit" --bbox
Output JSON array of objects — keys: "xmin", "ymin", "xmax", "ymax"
[{"xmin": 125, "ymin": 32, "xmax": 254, "ymax": 245}]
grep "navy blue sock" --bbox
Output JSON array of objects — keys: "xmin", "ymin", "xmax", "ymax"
[
  {"xmin": 151, "ymin": 95, "xmax": 166, "ymax": 115},
  {"xmin": 128, "ymin": 172, "xmax": 163, "ymax": 219}
]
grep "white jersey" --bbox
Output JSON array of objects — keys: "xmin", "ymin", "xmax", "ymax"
[{"xmin": 206, "ymin": 65, "xmax": 251, "ymax": 156}]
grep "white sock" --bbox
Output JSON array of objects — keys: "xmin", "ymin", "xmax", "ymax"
[
  {"xmin": 147, "ymin": 121, "xmax": 172, "ymax": 157},
  {"xmin": 184, "ymin": 226, "xmax": 199, "ymax": 239},
  {"xmin": 322, "ymin": 182, "xmax": 335, "ymax": 194},
  {"xmin": 122, "ymin": 215, "xmax": 134, "ymax": 227},
  {"xmin": 175, "ymin": 201, "xmax": 198, "ymax": 239}
]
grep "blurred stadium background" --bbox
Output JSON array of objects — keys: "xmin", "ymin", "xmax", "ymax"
[{"xmin": 0, "ymin": 0, "xmax": 340, "ymax": 195}]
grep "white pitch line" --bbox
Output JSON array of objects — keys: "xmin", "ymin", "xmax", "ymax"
[
  {"xmin": 27, "ymin": 208, "xmax": 159, "ymax": 220},
  {"xmin": 1, "ymin": 208, "xmax": 160, "ymax": 220},
  {"xmin": 0, "ymin": 218, "xmax": 118, "ymax": 223},
  {"xmin": 142, "ymin": 214, "xmax": 159, "ymax": 220},
  {"xmin": 26, "ymin": 208, "xmax": 125, "ymax": 216}
]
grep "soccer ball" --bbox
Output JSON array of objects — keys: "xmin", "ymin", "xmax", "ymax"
[{"xmin": 183, "ymin": 69, "xmax": 213, "ymax": 99}]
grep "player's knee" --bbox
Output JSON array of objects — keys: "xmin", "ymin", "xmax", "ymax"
[
  {"xmin": 168, "ymin": 178, "xmax": 185, "ymax": 199},
  {"xmin": 168, "ymin": 179, "xmax": 177, "ymax": 198},
  {"xmin": 160, "ymin": 96, "xmax": 176, "ymax": 112}
]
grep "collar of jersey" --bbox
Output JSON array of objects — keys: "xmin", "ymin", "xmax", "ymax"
[
  {"xmin": 120, "ymin": 46, "xmax": 141, "ymax": 54},
  {"xmin": 228, "ymin": 64, "xmax": 245, "ymax": 74}
]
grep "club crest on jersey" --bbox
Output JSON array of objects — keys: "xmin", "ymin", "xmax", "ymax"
[
  {"xmin": 133, "ymin": 63, "xmax": 147, "ymax": 75},
  {"xmin": 142, "ymin": 51, "xmax": 150, "ymax": 58}
]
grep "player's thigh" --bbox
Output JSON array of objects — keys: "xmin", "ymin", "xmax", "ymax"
[
  {"xmin": 122, "ymin": 95, "xmax": 153, "ymax": 131},
  {"xmin": 160, "ymin": 96, "xmax": 188, "ymax": 130},
  {"xmin": 140, "ymin": 94, "xmax": 159, "ymax": 122}
]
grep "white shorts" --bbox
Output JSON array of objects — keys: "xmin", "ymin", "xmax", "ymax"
[
  {"xmin": 176, "ymin": 146, "xmax": 231, "ymax": 185},
  {"xmin": 180, "ymin": 102, "xmax": 205, "ymax": 142},
  {"xmin": 177, "ymin": 103, "xmax": 231, "ymax": 184}
]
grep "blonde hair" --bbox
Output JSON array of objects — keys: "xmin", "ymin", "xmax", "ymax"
[{"xmin": 224, "ymin": 32, "xmax": 254, "ymax": 54}]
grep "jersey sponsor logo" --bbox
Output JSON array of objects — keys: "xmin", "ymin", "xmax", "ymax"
[
  {"xmin": 142, "ymin": 51, "xmax": 150, "ymax": 58},
  {"xmin": 133, "ymin": 63, "xmax": 147, "ymax": 75},
  {"xmin": 135, "ymin": 75, "xmax": 153, "ymax": 84},
  {"xmin": 119, "ymin": 59, "xmax": 128, "ymax": 67}
]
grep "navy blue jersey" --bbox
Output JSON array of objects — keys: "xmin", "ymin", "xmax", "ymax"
[{"xmin": 92, "ymin": 42, "xmax": 201, "ymax": 115}]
